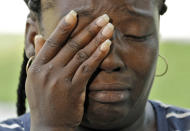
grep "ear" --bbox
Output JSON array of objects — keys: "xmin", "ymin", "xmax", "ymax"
[{"xmin": 24, "ymin": 16, "xmax": 38, "ymax": 59}]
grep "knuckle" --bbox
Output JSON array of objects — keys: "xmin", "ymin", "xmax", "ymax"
[
  {"xmin": 46, "ymin": 63, "xmax": 55, "ymax": 72},
  {"xmin": 27, "ymin": 65, "xmax": 41, "ymax": 76},
  {"xmin": 38, "ymin": 57, "xmax": 48, "ymax": 64},
  {"xmin": 46, "ymin": 38, "xmax": 59, "ymax": 48},
  {"xmin": 58, "ymin": 23, "xmax": 71, "ymax": 35},
  {"xmin": 59, "ymin": 28, "xmax": 70, "ymax": 36},
  {"xmin": 91, "ymin": 34, "xmax": 105, "ymax": 50},
  {"xmin": 39, "ymin": 69, "xmax": 49, "ymax": 79},
  {"xmin": 64, "ymin": 78, "xmax": 72, "ymax": 85},
  {"xmin": 93, "ymin": 36, "xmax": 102, "ymax": 48},
  {"xmin": 39, "ymin": 65, "xmax": 54, "ymax": 79},
  {"xmin": 81, "ymin": 64, "xmax": 91, "ymax": 74},
  {"xmin": 76, "ymin": 51, "xmax": 89, "ymax": 62},
  {"xmin": 86, "ymin": 26, "xmax": 96, "ymax": 37},
  {"xmin": 67, "ymin": 40, "xmax": 81, "ymax": 51},
  {"xmin": 97, "ymin": 32, "xmax": 105, "ymax": 42}
]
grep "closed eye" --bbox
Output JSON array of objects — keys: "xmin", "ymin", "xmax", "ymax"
[{"xmin": 124, "ymin": 34, "xmax": 153, "ymax": 42}]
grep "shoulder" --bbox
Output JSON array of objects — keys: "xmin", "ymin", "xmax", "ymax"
[
  {"xmin": 150, "ymin": 100, "xmax": 190, "ymax": 131},
  {"xmin": 0, "ymin": 113, "xmax": 30, "ymax": 131}
]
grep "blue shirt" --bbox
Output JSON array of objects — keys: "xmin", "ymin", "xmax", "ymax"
[{"xmin": 0, "ymin": 101, "xmax": 190, "ymax": 131}]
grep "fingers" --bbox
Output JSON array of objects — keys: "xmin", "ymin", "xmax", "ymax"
[
  {"xmin": 83, "ymin": 23, "xmax": 114, "ymax": 57},
  {"xmin": 63, "ymin": 23, "xmax": 114, "ymax": 77},
  {"xmin": 72, "ymin": 40, "xmax": 112, "ymax": 87},
  {"xmin": 53, "ymin": 14, "xmax": 110, "ymax": 66},
  {"xmin": 34, "ymin": 10, "xmax": 77, "ymax": 65}
]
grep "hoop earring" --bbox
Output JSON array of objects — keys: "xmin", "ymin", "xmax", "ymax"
[
  {"xmin": 155, "ymin": 55, "xmax": 168, "ymax": 77},
  {"xmin": 26, "ymin": 56, "xmax": 35, "ymax": 73}
]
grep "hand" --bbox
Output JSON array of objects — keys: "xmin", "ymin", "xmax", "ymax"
[{"xmin": 25, "ymin": 10, "xmax": 114, "ymax": 131}]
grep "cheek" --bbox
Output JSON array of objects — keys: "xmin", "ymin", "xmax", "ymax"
[
  {"xmin": 118, "ymin": 40, "xmax": 158, "ymax": 103},
  {"xmin": 120, "ymin": 40, "xmax": 158, "ymax": 76}
]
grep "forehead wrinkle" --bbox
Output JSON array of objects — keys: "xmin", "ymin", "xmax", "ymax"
[
  {"xmin": 127, "ymin": 6, "xmax": 154, "ymax": 19},
  {"xmin": 74, "ymin": 1, "xmax": 154, "ymax": 20},
  {"xmin": 120, "ymin": 3, "xmax": 154, "ymax": 19}
]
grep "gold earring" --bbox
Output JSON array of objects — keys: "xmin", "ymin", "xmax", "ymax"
[
  {"xmin": 26, "ymin": 56, "xmax": 35, "ymax": 73},
  {"xmin": 156, "ymin": 55, "xmax": 168, "ymax": 77}
]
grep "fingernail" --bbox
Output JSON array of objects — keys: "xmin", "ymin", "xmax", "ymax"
[
  {"xmin": 34, "ymin": 35, "xmax": 43, "ymax": 45},
  {"xmin": 96, "ymin": 14, "xmax": 110, "ymax": 27},
  {"xmin": 102, "ymin": 23, "xmax": 114, "ymax": 37},
  {"xmin": 65, "ymin": 10, "xmax": 77, "ymax": 24},
  {"xmin": 100, "ymin": 39, "xmax": 112, "ymax": 51}
]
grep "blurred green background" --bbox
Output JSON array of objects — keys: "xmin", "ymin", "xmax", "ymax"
[{"xmin": 0, "ymin": 34, "xmax": 190, "ymax": 108}]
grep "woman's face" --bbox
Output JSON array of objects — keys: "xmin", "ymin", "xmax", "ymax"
[{"xmin": 38, "ymin": 0, "xmax": 160, "ymax": 130}]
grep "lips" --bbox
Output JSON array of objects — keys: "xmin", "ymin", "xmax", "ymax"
[
  {"xmin": 89, "ymin": 84, "xmax": 131, "ymax": 91},
  {"xmin": 88, "ymin": 84, "xmax": 131, "ymax": 104}
]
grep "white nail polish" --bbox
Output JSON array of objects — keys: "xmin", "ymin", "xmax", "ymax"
[
  {"xmin": 100, "ymin": 39, "xmax": 112, "ymax": 51},
  {"xmin": 65, "ymin": 10, "xmax": 77, "ymax": 24},
  {"xmin": 34, "ymin": 35, "xmax": 43, "ymax": 45},
  {"xmin": 102, "ymin": 23, "xmax": 114, "ymax": 37},
  {"xmin": 96, "ymin": 14, "xmax": 110, "ymax": 27}
]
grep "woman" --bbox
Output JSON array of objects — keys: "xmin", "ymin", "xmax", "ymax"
[{"xmin": 0, "ymin": 0, "xmax": 190, "ymax": 131}]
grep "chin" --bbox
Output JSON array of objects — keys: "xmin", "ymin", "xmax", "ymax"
[
  {"xmin": 80, "ymin": 99, "xmax": 133, "ymax": 130},
  {"xmin": 80, "ymin": 88, "xmax": 150, "ymax": 130}
]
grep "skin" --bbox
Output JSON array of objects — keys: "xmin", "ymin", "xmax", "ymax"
[{"xmin": 25, "ymin": 0, "xmax": 161, "ymax": 131}]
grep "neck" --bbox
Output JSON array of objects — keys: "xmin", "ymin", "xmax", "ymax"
[{"xmin": 76, "ymin": 102, "xmax": 157, "ymax": 131}]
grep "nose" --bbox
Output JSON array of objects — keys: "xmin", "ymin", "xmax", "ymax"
[{"xmin": 100, "ymin": 46, "xmax": 124, "ymax": 73}]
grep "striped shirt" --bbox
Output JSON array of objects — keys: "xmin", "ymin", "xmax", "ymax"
[{"xmin": 0, "ymin": 100, "xmax": 190, "ymax": 131}]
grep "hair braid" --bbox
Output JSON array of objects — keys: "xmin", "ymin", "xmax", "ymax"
[
  {"xmin": 16, "ymin": 51, "xmax": 28, "ymax": 116},
  {"xmin": 160, "ymin": 0, "xmax": 167, "ymax": 15}
]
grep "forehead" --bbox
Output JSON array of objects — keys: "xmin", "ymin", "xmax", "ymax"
[
  {"xmin": 40, "ymin": 0, "xmax": 158, "ymax": 38},
  {"xmin": 41, "ymin": 0, "xmax": 157, "ymax": 16}
]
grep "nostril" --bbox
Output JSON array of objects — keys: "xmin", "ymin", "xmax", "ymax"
[
  {"xmin": 103, "ymin": 67, "xmax": 121, "ymax": 73},
  {"xmin": 113, "ymin": 67, "xmax": 121, "ymax": 72}
]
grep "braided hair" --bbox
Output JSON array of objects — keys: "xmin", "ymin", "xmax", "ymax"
[
  {"xmin": 16, "ymin": 0, "xmax": 41, "ymax": 116},
  {"xmin": 17, "ymin": 0, "xmax": 167, "ymax": 116}
]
